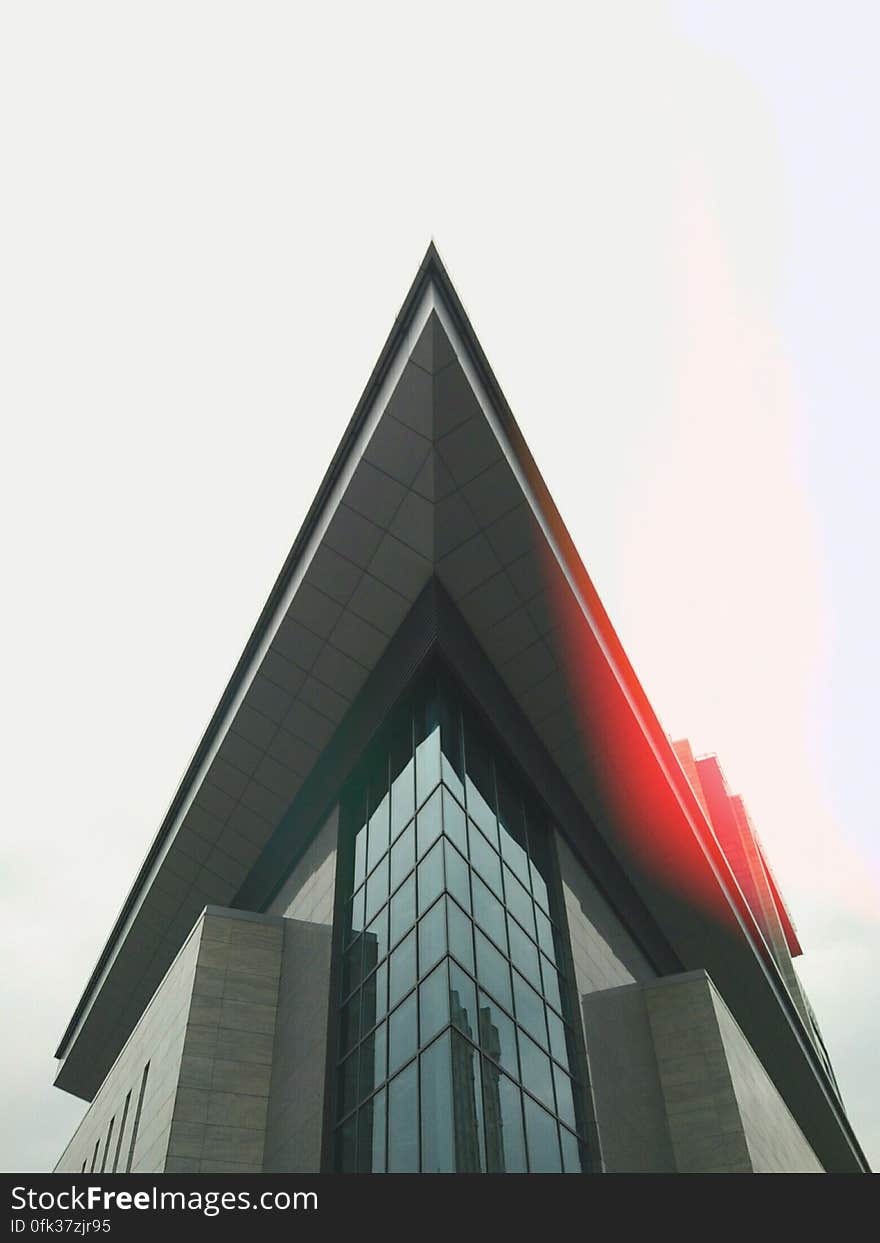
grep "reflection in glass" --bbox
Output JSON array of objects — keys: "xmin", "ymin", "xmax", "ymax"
[
  {"xmin": 388, "ymin": 990, "xmax": 418, "ymax": 1076},
  {"xmin": 389, "ymin": 930, "xmax": 416, "ymax": 1009},
  {"xmin": 513, "ymin": 970, "xmax": 547, "ymax": 1051},
  {"xmin": 362, "ymin": 963, "xmax": 387, "ymax": 1033},
  {"xmin": 518, "ymin": 1031, "xmax": 555, "ymax": 1111},
  {"xmin": 441, "ymin": 787, "xmax": 467, "ymax": 854},
  {"xmin": 389, "ymin": 873, "xmax": 416, "ymax": 948},
  {"xmin": 540, "ymin": 954, "xmax": 563, "ymax": 1016},
  {"xmin": 417, "ymin": 898, "xmax": 446, "ymax": 976},
  {"xmin": 477, "ymin": 990, "xmax": 518, "ymax": 1078},
  {"xmin": 475, "ymin": 930, "xmax": 512, "ymax": 1011},
  {"xmin": 443, "ymin": 839, "xmax": 470, "ymax": 913},
  {"xmin": 497, "ymin": 767, "xmax": 530, "ymax": 886},
  {"xmin": 420, "ymin": 1033, "xmax": 454, "ymax": 1173},
  {"xmin": 559, "ymin": 1125, "xmax": 583, "ymax": 1174},
  {"xmin": 419, "ymin": 959, "xmax": 449, "ymax": 1045},
  {"xmin": 450, "ymin": 1030, "xmax": 484, "ymax": 1172},
  {"xmin": 504, "ymin": 866, "xmax": 534, "ymax": 938},
  {"xmin": 342, "ymin": 937, "xmax": 363, "ymax": 1000},
  {"xmin": 390, "ymin": 716, "xmax": 415, "ymax": 840},
  {"xmin": 416, "ymin": 787, "xmax": 442, "ymax": 857},
  {"xmin": 472, "ymin": 874, "xmax": 506, "ymax": 950},
  {"xmin": 415, "ymin": 690, "xmax": 441, "ymax": 803},
  {"xmin": 387, "ymin": 1063, "xmax": 418, "ymax": 1172},
  {"xmin": 364, "ymin": 858, "xmax": 388, "ymax": 925},
  {"xmin": 364, "ymin": 908, "xmax": 387, "ymax": 973},
  {"xmin": 447, "ymin": 899, "xmax": 474, "ymax": 974},
  {"xmin": 523, "ymin": 1096, "xmax": 561, "ymax": 1172},
  {"xmin": 333, "ymin": 668, "xmax": 587, "ymax": 1174},
  {"xmin": 389, "ymin": 822, "xmax": 414, "ymax": 893},
  {"xmin": 546, "ymin": 1007, "xmax": 568, "ymax": 1067},
  {"xmin": 465, "ymin": 722, "xmax": 497, "ymax": 845},
  {"xmin": 508, "ymin": 917, "xmax": 541, "ymax": 991},
  {"xmin": 483, "ymin": 1064, "xmax": 527, "ymax": 1173},
  {"xmin": 417, "ymin": 838, "xmax": 444, "ymax": 914},
  {"xmin": 358, "ymin": 1088, "xmax": 386, "ymax": 1173},
  {"xmin": 553, "ymin": 1064, "xmax": 577, "ymax": 1132},
  {"xmin": 449, "ymin": 959, "xmax": 478, "ymax": 1043},
  {"xmin": 470, "ymin": 827, "xmax": 502, "ymax": 897}
]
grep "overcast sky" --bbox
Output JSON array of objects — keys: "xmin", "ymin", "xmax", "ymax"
[{"xmin": 2, "ymin": 2, "xmax": 877, "ymax": 1172}]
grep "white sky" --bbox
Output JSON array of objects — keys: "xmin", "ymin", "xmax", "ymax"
[{"xmin": 1, "ymin": 1, "xmax": 877, "ymax": 1172}]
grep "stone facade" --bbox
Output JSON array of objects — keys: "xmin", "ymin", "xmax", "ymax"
[{"xmin": 581, "ymin": 969, "xmax": 823, "ymax": 1173}]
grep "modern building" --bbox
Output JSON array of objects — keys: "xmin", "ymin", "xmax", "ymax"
[{"xmin": 53, "ymin": 246, "xmax": 867, "ymax": 1174}]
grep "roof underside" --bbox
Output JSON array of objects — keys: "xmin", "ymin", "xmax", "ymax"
[{"xmin": 54, "ymin": 246, "xmax": 867, "ymax": 1171}]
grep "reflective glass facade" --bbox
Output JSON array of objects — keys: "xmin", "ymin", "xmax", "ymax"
[{"xmin": 333, "ymin": 668, "xmax": 588, "ymax": 1173}]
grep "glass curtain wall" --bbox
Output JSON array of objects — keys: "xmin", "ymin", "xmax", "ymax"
[{"xmin": 333, "ymin": 666, "xmax": 588, "ymax": 1173}]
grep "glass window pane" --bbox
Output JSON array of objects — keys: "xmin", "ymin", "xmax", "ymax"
[
  {"xmin": 342, "ymin": 784, "xmax": 367, "ymax": 892},
  {"xmin": 477, "ymin": 990, "xmax": 518, "ymax": 1078},
  {"xmin": 419, "ymin": 959, "xmax": 450, "ymax": 1045},
  {"xmin": 417, "ymin": 898, "xmax": 447, "ymax": 976},
  {"xmin": 546, "ymin": 1008, "xmax": 568, "ymax": 1067},
  {"xmin": 497, "ymin": 768, "xmax": 530, "ymax": 886},
  {"xmin": 475, "ymin": 930, "xmax": 512, "ymax": 1012},
  {"xmin": 450, "ymin": 1030, "xmax": 485, "ymax": 1172},
  {"xmin": 437, "ymin": 688, "xmax": 464, "ymax": 804},
  {"xmin": 415, "ymin": 683, "xmax": 442, "ymax": 804},
  {"xmin": 420, "ymin": 1032, "xmax": 454, "ymax": 1172},
  {"xmin": 540, "ymin": 954, "xmax": 563, "ymax": 1015},
  {"xmin": 359, "ymin": 1022, "xmax": 387, "ymax": 1101},
  {"xmin": 362, "ymin": 962, "xmax": 387, "ymax": 1032},
  {"xmin": 508, "ymin": 917, "xmax": 541, "ymax": 990},
  {"xmin": 464, "ymin": 722, "xmax": 497, "ymax": 845},
  {"xmin": 388, "ymin": 991, "xmax": 418, "ymax": 1077},
  {"xmin": 358, "ymin": 1088, "xmax": 386, "ymax": 1173},
  {"xmin": 447, "ymin": 899, "xmax": 474, "ymax": 974},
  {"xmin": 336, "ymin": 1114, "xmax": 357, "ymax": 1172},
  {"xmin": 367, "ymin": 780, "xmax": 390, "ymax": 874},
  {"xmin": 525, "ymin": 809, "xmax": 552, "ymax": 914},
  {"xmin": 513, "ymin": 970, "xmax": 548, "ymax": 1051},
  {"xmin": 417, "ymin": 838, "xmax": 444, "ymax": 915},
  {"xmin": 389, "ymin": 822, "xmax": 414, "ymax": 892},
  {"xmin": 504, "ymin": 866, "xmax": 535, "ymax": 938},
  {"xmin": 390, "ymin": 714, "xmax": 415, "ymax": 840},
  {"xmin": 449, "ymin": 960, "xmax": 478, "ymax": 1044},
  {"xmin": 534, "ymin": 906, "xmax": 554, "ymax": 958},
  {"xmin": 553, "ymin": 1064, "xmax": 577, "ymax": 1131},
  {"xmin": 387, "ymin": 1062, "xmax": 418, "ymax": 1172},
  {"xmin": 560, "ymin": 1126, "xmax": 584, "ymax": 1174},
  {"xmin": 389, "ymin": 930, "xmax": 416, "ymax": 1009},
  {"xmin": 339, "ymin": 991, "xmax": 360, "ymax": 1057},
  {"xmin": 342, "ymin": 936, "xmax": 363, "ymax": 999},
  {"xmin": 441, "ymin": 787, "xmax": 467, "ymax": 855},
  {"xmin": 346, "ymin": 887, "xmax": 365, "ymax": 943},
  {"xmin": 390, "ymin": 874, "xmax": 416, "ymax": 947},
  {"xmin": 523, "ymin": 1096, "xmax": 562, "ymax": 1172},
  {"xmin": 443, "ymin": 839, "xmax": 471, "ymax": 913},
  {"xmin": 472, "ymin": 874, "xmax": 507, "ymax": 950},
  {"xmin": 365, "ymin": 857, "xmax": 388, "ymax": 925},
  {"xmin": 518, "ymin": 1032, "xmax": 555, "ymax": 1111},
  {"xmin": 470, "ymin": 827, "xmax": 502, "ymax": 897},
  {"xmin": 529, "ymin": 861, "xmax": 550, "ymax": 915},
  {"xmin": 482, "ymin": 1064, "xmax": 527, "ymax": 1173},
  {"xmin": 338, "ymin": 1050, "xmax": 359, "ymax": 1119},
  {"xmin": 353, "ymin": 820, "xmax": 368, "ymax": 894},
  {"xmin": 363, "ymin": 908, "xmax": 387, "ymax": 975},
  {"xmin": 416, "ymin": 787, "xmax": 442, "ymax": 857}
]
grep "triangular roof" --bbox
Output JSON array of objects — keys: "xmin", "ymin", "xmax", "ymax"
[{"xmin": 54, "ymin": 244, "xmax": 866, "ymax": 1171}]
